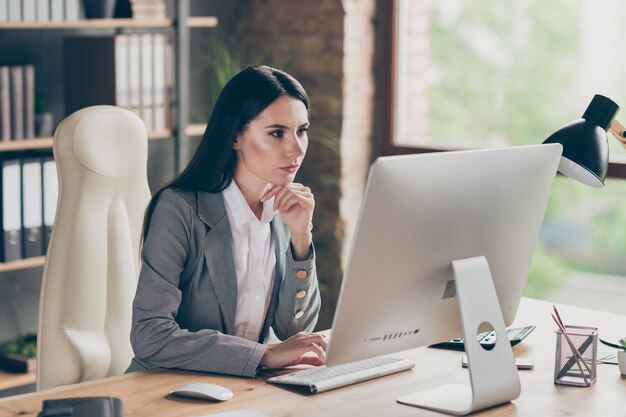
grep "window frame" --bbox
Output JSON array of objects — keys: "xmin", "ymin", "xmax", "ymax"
[{"xmin": 378, "ymin": 0, "xmax": 626, "ymax": 180}]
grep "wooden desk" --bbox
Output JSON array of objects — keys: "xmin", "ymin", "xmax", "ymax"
[{"xmin": 0, "ymin": 298, "xmax": 624, "ymax": 417}]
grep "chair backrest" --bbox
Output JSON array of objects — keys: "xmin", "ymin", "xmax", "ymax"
[{"xmin": 36, "ymin": 105, "xmax": 151, "ymax": 390}]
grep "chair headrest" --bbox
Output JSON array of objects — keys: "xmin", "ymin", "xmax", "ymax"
[{"xmin": 54, "ymin": 105, "xmax": 148, "ymax": 178}]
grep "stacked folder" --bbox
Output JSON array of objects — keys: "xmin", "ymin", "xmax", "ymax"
[
  {"xmin": 64, "ymin": 34, "xmax": 172, "ymax": 132},
  {"xmin": 0, "ymin": 65, "xmax": 36, "ymax": 141},
  {"xmin": 0, "ymin": 156, "xmax": 58, "ymax": 262},
  {"xmin": 0, "ymin": 0, "xmax": 81, "ymax": 22}
]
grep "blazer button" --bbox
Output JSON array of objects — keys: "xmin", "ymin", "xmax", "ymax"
[
  {"xmin": 294, "ymin": 310, "xmax": 305, "ymax": 319},
  {"xmin": 296, "ymin": 290, "xmax": 306, "ymax": 299},
  {"xmin": 296, "ymin": 270, "xmax": 307, "ymax": 279}
]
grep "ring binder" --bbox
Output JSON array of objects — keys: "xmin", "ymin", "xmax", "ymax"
[
  {"xmin": 21, "ymin": 157, "xmax": 43, "ymax": 258},
  {"xmin": 1, "ymin": 159, "xmax": 23, "ymax": 262}
]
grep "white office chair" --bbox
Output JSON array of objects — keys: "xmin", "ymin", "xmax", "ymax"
[{"xmin": 36, "ymin": 105, "xmax": 151, "ymax": 390}]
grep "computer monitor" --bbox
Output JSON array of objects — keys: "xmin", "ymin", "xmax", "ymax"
[{"xmin": 325, "ymin": 144, "xmax": 562, "ymax": 415}]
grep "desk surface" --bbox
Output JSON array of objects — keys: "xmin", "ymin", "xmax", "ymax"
[{"xmin": 0, "ymin": 298, "xmax": 624, "ymax": 417}]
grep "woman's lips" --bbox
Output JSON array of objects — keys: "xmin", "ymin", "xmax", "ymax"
[{"xmin": 279, "ymin": 164, "xmax": 299, "ymax": 174}]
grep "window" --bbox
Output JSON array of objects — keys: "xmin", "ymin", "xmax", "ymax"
[{"xmin": 382, "ymin": 0, "xmax": 626, "ymax": 313}]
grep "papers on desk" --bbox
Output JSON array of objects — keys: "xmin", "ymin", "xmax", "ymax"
[
  {"xmin": 598, "ymin": 353, "xmax": 617, "ymax": 365},
  {"xmin": 194, "ymin": 410, "xmax": 269, "ymax": 417}
]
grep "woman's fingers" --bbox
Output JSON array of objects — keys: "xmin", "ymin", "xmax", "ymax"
[
  {"xmin": 273, "ymin": 186, "xmax": 314, "ymax": 213},
  {"xmin": 298, "ymin": 333, "xmax": 328, "ymax": 350},
  {"xmin": 260, "ymin": 185, "xmax": 281, "ymax": 203},
  {"xmin": 298, "ymin": 355, "xmax": 326, "ymax": 366},
  {"xmin": 285, "ymin": 346, "xmax": 326, "ymax": 367},
  {"xmin": 261, "ymin": 332, "xmax": 327, "ymax": 368},
  {"xmin": 288, "ymin": 333, "xmax": 327, "ymax": 358},
  {"xmin": 261, "ymin": 184, "xmax": 313, "ymax": 207}
]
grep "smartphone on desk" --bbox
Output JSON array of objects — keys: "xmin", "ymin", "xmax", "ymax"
[
  {"xmin": 429, "ymin": 325, "xmax": 536, "ymax": 351},
  {"xmin": 462, "ymin": 356, "xmax": 534, "ymax": 370}
]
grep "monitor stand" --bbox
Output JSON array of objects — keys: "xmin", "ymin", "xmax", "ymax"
[{"xmin": 397, "ymin": 256, "xmax": 521, "ymax": 415}]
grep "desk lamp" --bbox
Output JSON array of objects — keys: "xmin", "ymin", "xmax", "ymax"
[{"xmin": 543, "ymin": 94, "xmax": 624, "ymax": 187}]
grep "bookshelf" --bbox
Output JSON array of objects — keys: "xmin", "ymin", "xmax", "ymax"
[
  {"xmin": 0, "ymin": 16, "xmax": 217, "ymax": 30},
  {"xmin": 0, "ymin": 129, "xmax": 184, "ymax": 153},
  {"xmin": 0, "ymin": 257, "xmax": 45, "ymax": 273},
  {"xmin": 0, "ymin": 139, "xmax": 53, "ymax": 152},
  {"xmin": 0, "ymin": 4, "xmax": 217, "ymax": 270},
  {"xmin": 185, "ymin": 123, "xmax": 206, "ymax": 137},
  {"xmin": 0, "ymin": 18, "xmax": 172, "ymax": 29},
  {"xmin": 0, "ymin": 3, "xmax": 217, "ymax": 391},
  {"xmin": 0, "ymin": 370, "xmax": 36, "ymax": 391}
]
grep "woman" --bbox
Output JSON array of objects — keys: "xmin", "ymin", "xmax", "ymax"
[{"xmin": 127, "ymin": 66, "xmax": 326, "ymax": 377}]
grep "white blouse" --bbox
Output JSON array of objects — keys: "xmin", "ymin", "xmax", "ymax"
[{"xmin": 222, "ymin": 181, "xmax": 277, "ymax": 342}]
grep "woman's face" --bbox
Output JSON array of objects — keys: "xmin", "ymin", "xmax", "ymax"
[{"xmin": 234, "ymin": 95, "xmax": 309, "ymax": 189}]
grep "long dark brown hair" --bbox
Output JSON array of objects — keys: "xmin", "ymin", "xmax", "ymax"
[{"xmin": 142, "ymin": 65, "xmax": 310, "ymax": 241}]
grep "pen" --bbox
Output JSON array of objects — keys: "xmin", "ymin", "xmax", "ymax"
[
  {"xmin": 556, "ymin": 332, "xmax": 594, "ymax": 380},
  {"xmin": 552, "ymin": 306, "xmax": 593, "ymax": 382},
  {"xmin": 552, "ymin": 314, "xmax": 589, "ymax": 383}
]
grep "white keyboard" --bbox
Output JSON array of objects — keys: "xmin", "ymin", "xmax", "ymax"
[{"xmin": 266, "ymin": 357, "xmax": 415, "ymax": 394}]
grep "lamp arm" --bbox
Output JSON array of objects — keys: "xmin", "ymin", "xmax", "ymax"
[{"xmin": 609, "ymin": 119, "xmax": 626, "ymax": 150}]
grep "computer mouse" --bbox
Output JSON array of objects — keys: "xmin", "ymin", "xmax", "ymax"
[{"xmin": 170, "ymin": 382, "xmax": 234, "ymax": 401}]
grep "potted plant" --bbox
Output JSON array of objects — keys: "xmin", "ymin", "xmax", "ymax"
[
  {"xmin": 0, "ymin": 333, "xmax": 37, "ymax": 373},
  {"xmin": 619, "ymin": 338, "xmax": 626, "ymax": 375}
]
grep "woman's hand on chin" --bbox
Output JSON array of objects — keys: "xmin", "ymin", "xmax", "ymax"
[{"xmin": 261, "ymin": 183, "xmax": 314, "ymax": 259}]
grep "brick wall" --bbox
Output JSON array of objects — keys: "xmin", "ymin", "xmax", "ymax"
[
  {"xmin": 396, "ymin": 0, "xmax": 430, "ymax": 144},
  {"xmin": 341, "ymin": 0, "xmax": 375, "ymax": 272},
  {"xmin": 239, "ymin": 0, "xmax": 375, "ymax": 329}
]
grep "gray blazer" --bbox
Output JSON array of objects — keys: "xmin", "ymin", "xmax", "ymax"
[{"xmin": 127, "ymin": 188, "xmax": 320, "ymax": 377}]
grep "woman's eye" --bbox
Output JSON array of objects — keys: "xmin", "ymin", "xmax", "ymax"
[
  {"xmin": 270, "ymin": 130, "xmax": 285, "ymax": 138},
  {"xmin": 297, "ymin": 128, "xmax": 308, "ymax": 137}
]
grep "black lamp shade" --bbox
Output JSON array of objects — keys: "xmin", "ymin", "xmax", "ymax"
[{"xmin": 542, "ymin": 94, "xmax": 618, "ymax": 188}]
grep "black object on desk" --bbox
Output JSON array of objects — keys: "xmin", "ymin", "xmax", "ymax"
[
  {"xmin": 38, "ymin": 397, "xmax": 123, "ymax": 417},
  {"xmin": 429, "ymin": 325, "xmax": 536, "ymax": 351}
]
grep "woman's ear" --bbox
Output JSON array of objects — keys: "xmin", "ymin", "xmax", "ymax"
[{"xmin": 233, "ymin": 135, "xmax": 242, "ymax": 150}]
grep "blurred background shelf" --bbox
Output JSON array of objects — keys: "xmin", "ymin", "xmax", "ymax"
[
  {"xmin": 0, "ymin": 139, "xmax": 53, "ymax": 152},
  {"xmin": 185, "ymin": 124, "xmax": 206, "ymax": 137},
  {"xmin": 0, "ymin": 370, "xmax": 35, "ymax": 392},
  {"xmin": 0, "ymin": 126, "xmax": 200, "ymax": 152},
  {"xmin": 0, "ymin": 16, "xmax": 217, "ymax": 30},
  {"xmin": 0, "ymin": 258, "xmax": 45, "ymax": 273}
]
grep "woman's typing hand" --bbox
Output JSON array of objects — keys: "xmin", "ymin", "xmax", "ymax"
[{"xmin": 260, "ymin": 332, "xmax": 327, "ymax": 368}]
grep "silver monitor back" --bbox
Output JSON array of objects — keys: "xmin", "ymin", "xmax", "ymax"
[{"xmin": 326, "ymin": 144, "xmax": 562, "ymax": 366}]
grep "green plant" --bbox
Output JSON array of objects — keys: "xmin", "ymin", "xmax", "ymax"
[
  {"xmin": 0, "ymin": 333, "xmax": 37, "ymax": 358},
  {"xmin": 194, "ymin": 28, "xmax": 291, "ymax": 124},
  {"xmin": 619, "ymin": 338, "xmax": 626, "ymax": 351}
]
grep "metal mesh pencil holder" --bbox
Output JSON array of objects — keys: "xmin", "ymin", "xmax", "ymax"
[{"xmin": 554, "ymin": 325, "xmax": 598, "ymax": 386}]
